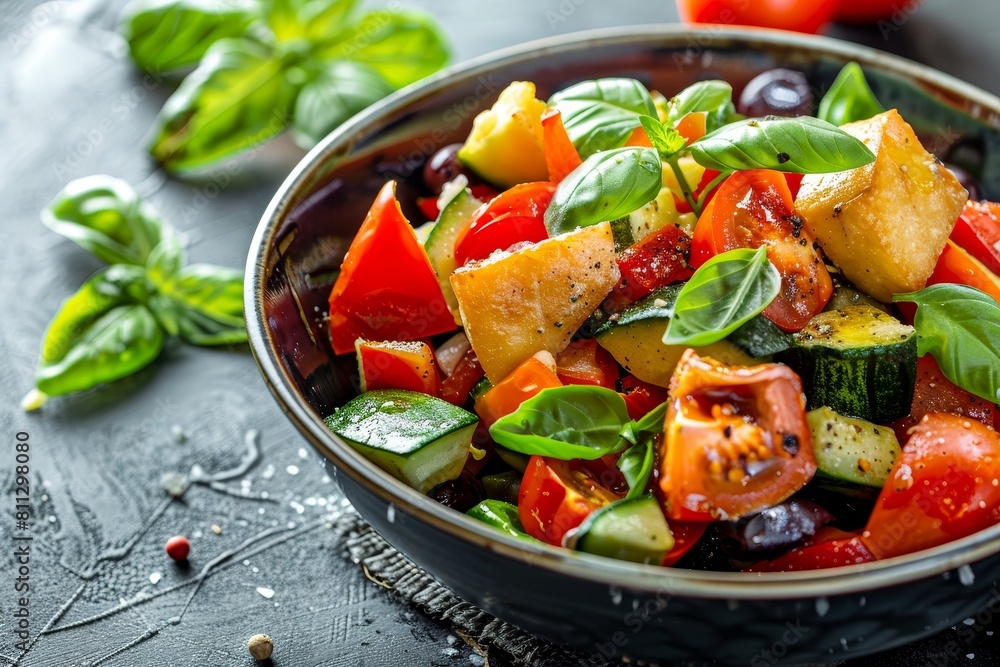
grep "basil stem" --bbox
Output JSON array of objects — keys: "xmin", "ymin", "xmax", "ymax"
[
  {"xmin": 817, "ymin": 62, "xmax": 884, "ymax": 127},
  {"xmin": 689, "ymin": 116, "xmax": 876, "ymax": 174},
  {"xmin": 121, "ymin": 0, "xmax": 258, "ymax": 74},
  {"xmin": 894, "ymin": 284, "xmax": 1000, "ymax": 402},
  {"xmin": 663, "ymin": 246, "xmax": 781, "ymax": 346},
  {"xmin": 43, "ymin": 175, "xmax": 172, "ymax": 266},
  {"xmin": 544, "ymin": 147, "xmax": 662, "ymax": 236},
  {"xmin": 549, "ymin": 78, "xmax": 658, "ymax": 158},
  {"xmin": 489, "ymin": 386, "xmax": 633, "ymax": 461}
]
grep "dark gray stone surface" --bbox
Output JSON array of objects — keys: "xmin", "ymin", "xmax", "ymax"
[{"xmin": 1, "ymin": 0, "xmax": 999, "ymax": 665}]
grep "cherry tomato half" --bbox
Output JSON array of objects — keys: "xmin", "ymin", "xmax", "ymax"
[
  {"xmin": 691, "ymin": 169, "xmax": 832, "ymax": 332},
  {"xmin": 950, "ymin": 200, "xmax": 1000, "ymax": 277},
  {"xmin": 676, "ymin": 0, "xmax": 837, "ymax": 35},
  {"xmin": 863, "ymin": 414, "xmax": 1000, "ymax": 560},
  {"xmin": 453, "ymin": 182, "xmax": 555, "ymax": 266},
  {"xmin": 518, "ymin": 455, "xmax": 621, "ymax": 546},
  {"xmin": 659, "ymin": 350, "xmax": 817, "ymax": 522}
]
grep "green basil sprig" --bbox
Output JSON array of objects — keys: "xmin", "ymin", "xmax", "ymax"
[
  {"xmin": 123, "ymin": 0, "xmax": 450, "ymax": 172},
  {"xmin": 663, "ymin": 246, "xmax": 781, "ymax": 346},
  {"xmin": 893, "ymin": 284, "xmax": 1000, "ymax": 402},
  {"xmin": 489, "ymin": 385, "xmax": 667, "ymax": 463},
  {"xmin": 688, "ymin": 116, "xmax": 876, "ymax": 174},
  {"xmin": 548, "ymin": 78, "xmax": 658, "ymax": 158},
  {"xmin": 664, "ymin": 79, "xmax": 739, "ymax": 132},
  {"xmin": 24, "ymin": 176, "xmax": 247, "ymax": 411},
  {"xmin": 544, "ymin": 147, "xmax": 662, "ymax": 236},
  {"xmin": 639, "ymin": 115, "xmax": 686, "ymax": 161},
  {"xmin": 817, "ymin": 62, "xmax": 884, "ymax": 127}
]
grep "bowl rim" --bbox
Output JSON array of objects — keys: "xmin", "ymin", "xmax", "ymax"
[{"xmin": 246, "ymin": 24, "xmax": 1000, "ymax": 600}]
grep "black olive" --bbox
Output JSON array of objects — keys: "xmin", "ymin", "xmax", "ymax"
[
  {"xmin": 945, "ymin": 163, "xmax": 983, "ymax": 202},
  {"xmin": 718, "ymin": 498, "xmax": 834, "ymax": 559},
  {"xmin": 428, "ymin": 469, "xmax": 484, "ymax": 512},
  {"xmin": 738, "ymin": 69, "xmax": 814, "ymax": 118},
  {"xmin": 422, "ymin": 143, "xmax": 472, "ymax": 194}
]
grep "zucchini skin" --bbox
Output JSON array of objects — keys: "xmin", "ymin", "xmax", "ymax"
[{"xmin": 778, "ymin": 307, "xmax": 917, "ymax": 423}]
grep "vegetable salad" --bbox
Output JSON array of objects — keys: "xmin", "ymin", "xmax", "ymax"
[{"xmin": 320, "ymin": 63, "xmax": 1000, "ymax": 571}]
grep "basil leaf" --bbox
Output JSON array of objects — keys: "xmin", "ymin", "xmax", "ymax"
[
  {"xmin": 149, "ymin": 38, "xmax": 298, "ymax": 172},
  {"xmin": 893, "ymin": 284, "xmax": 1000, "ymax": 402},
  {"xmin": 489, "ymin": 386, "xmax": 632, "ymax": 461},
  {"xmin": 544, "ymin": 147, "xmax": 662, "ymax": 236},
  {"xmin": 549, "ymin": 78, "xmax": 658, "ymax": 158},
  {"xmin": 689, "ymin": 116, "xmax": 876, "ymax": 174},
  {"xmin": 161, "ymin": 264, "xmax": 246, "ymax": 346},
  {"xmin": 663, "ymin": 246, "xmax": 781, "ymax": 346},
  {"xmin": 467, "ymin": 500, "xmax": 539, "ymax": 543},
  {"xmin": 817, "ymin": 62, "xmax": 884, "ymax": 127},
  {"xmin": 665, "ymin": 80, "xmax": 733, "ymax": 124},
  {"xmin": 43, "ymin": 175, "xmax": 172, "ymax": 266},
  {"xmin": 318, "ymin": 10, "xmax": 450, "ymax": 89},
  {"xmin": 291, "ymin": 61, "xmax": 393, "ymax": 149},
  {"xmin": 121, "ymin": 0, "xmax": 257, "ymax": 73},
  {"xmin": 619, "ymin": 440, "xmax": 655, "ymax": 501},
  {"xmin": 639, "ymin": 115, "xmax": 686, "ymax": 160},
  {"xmin": 633, "ymin": 400, "xmax": 667, "ymax": 435},
  {"xmin": 35, "ymin": 266, "xmax": 164, "ymax": 396}
]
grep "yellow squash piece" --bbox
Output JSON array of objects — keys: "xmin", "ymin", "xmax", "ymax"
[
  {"xmin": 450, "ymin": 222, "xmax": 619, "ymax": 383},
  {"xmin": 457, "ymin": 81, "xmax": 548, "ymax": 189},
  {"xmin": 795, "ymin": 109, "xmax": 968, "ymax": 302}
]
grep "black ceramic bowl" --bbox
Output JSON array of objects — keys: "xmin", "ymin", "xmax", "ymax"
[{"xmin": 246, "ymin": 26, "xmax": 1000, "ymax": 665}]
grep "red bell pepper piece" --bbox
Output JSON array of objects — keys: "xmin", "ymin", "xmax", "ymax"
[
  {"xmin": 541, "ymin": 109, "xmax": 583, "ymax": 183},
  {"xmin": 950, "ymin": 200, "xmax": 1000, "ymax": 276},
  {"xmin": 926, "ymin": 239, "xmax": 1000, "ymax": 304},
  {"xmin": 327, "ymin": 182, "xmax": 457, "ymax": 355},
  {"xmin": 609, "ymin": 224, "xmax": 694, "ymax": 307},
  {"xmin": 555, "ymin": 339, "xmax": 619, "ymax": 389},
  {"xmin": 356, "ymin": 339, "xmax": 440, "ymax": 395}
]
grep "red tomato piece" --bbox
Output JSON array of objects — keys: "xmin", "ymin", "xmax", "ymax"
[
  {"xmin": 927, "ymin": 239, "xmax": 1000, "ymax": 305},
  {"xmin": 327, "ymin": 182, "xmax": 457, "ymax": 355},
  {"xmin": 662, "ymin": 521, "xmax": 709, "ymax": 567},
  {"xmin": 677, "ymin": 0, "xmax": 837, "ymax": 34},
  {"xmin": 555, "ymin": 339, "xmax": 619, "ymax": 389},
  {"xmin": 619, "ymin": 375, "xmax": 669, "ymax": 421},
  {"xmin": 889, "ymin": 355, "xmax": 997, "ymax": 443},
  {"xmin": 452, "ymin": 182, "xmax": 555, "ymax": 266},
  {"xmin": 475, "ymin": 354, "xmax": 562, "ymax": 428},
  {"xmin": 950, "ymin": 200, "xmax": 1000, "ymax": 276},
  {"xmin": 610, "ymin": 224, "xmax": 694, "ymax": 306},
  {"xmin": 746, "ymin": 528, "xmax": 876, "ymax": 572},
  {"xmin": 690, "ymin": 169, "xmax": 832, "ymax": 332},
  {"xmin": 356, "ymin": 339, "xmax": 440, "ymax": 396},
  {"xmin": 438, "ymin": 348, "xmax": 484, "ymax": 406},
  {"xmin": 863, "ymin": 414, "xmax": 1000, "ymax": 560},
  {"xmin": 659, "ymin": 350, "xmax": 817, "ymax": 522},
  {"xmin": 518, "ymin": 455, "xmax": 621, "ymax": 546},
  {"xmin": 784, "ymin": 172, "xmax": 804, "ymax": 200},
  {"xmin": 417, "ymin": 196, "xmax": 440, "ymax": 221},
  {"xmin": 541, "ymin": 109, "xmax": 583, "ymax": 184}
]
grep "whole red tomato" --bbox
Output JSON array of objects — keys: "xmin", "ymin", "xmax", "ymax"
[{"xmin": 676, "ymin": 0, "xmax": 837, "ymax": 34}]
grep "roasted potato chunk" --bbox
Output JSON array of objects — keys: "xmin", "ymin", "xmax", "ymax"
[
  {"xmin": 796, "ymin": 110, "xmax": 967, "ymax": 302},
  {"xmin": 450, "ymin": 222, "xmax": 619, "ymax": 382}
]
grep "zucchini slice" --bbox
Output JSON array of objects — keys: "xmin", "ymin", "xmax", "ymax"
[
  {"xmin": 572, "ymin": 494, "xmax": 674, "ymax": 564},
  {"xmin": 778, "ymin": 305, "xmax": 916, "ymax": 423},
  {"xmin": 808, "ymin": 406, "xmax": 901, "ymax": 491},
  {"xmin": 424, "ymin": 188, "xmax": 482, "ymax": 325},
  {"xmin": 727, "ymin": 315, "xmax": 793, "ymax": 358},
  {"xmin": 324, "ymin": 389, "xmax": 478, "ymax": 493},
  {"xmin": 595, "ymin": 285, "xmax": 759, "ymax": 387},
  {"xmin": 467, "ymin": 499, "xmax": 537, "ymax": 543}
]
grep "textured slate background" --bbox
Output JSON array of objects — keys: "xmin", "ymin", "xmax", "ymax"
[{"xmin": 1, "ymin": 1, "xmax": 999, "ymax": 665}]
